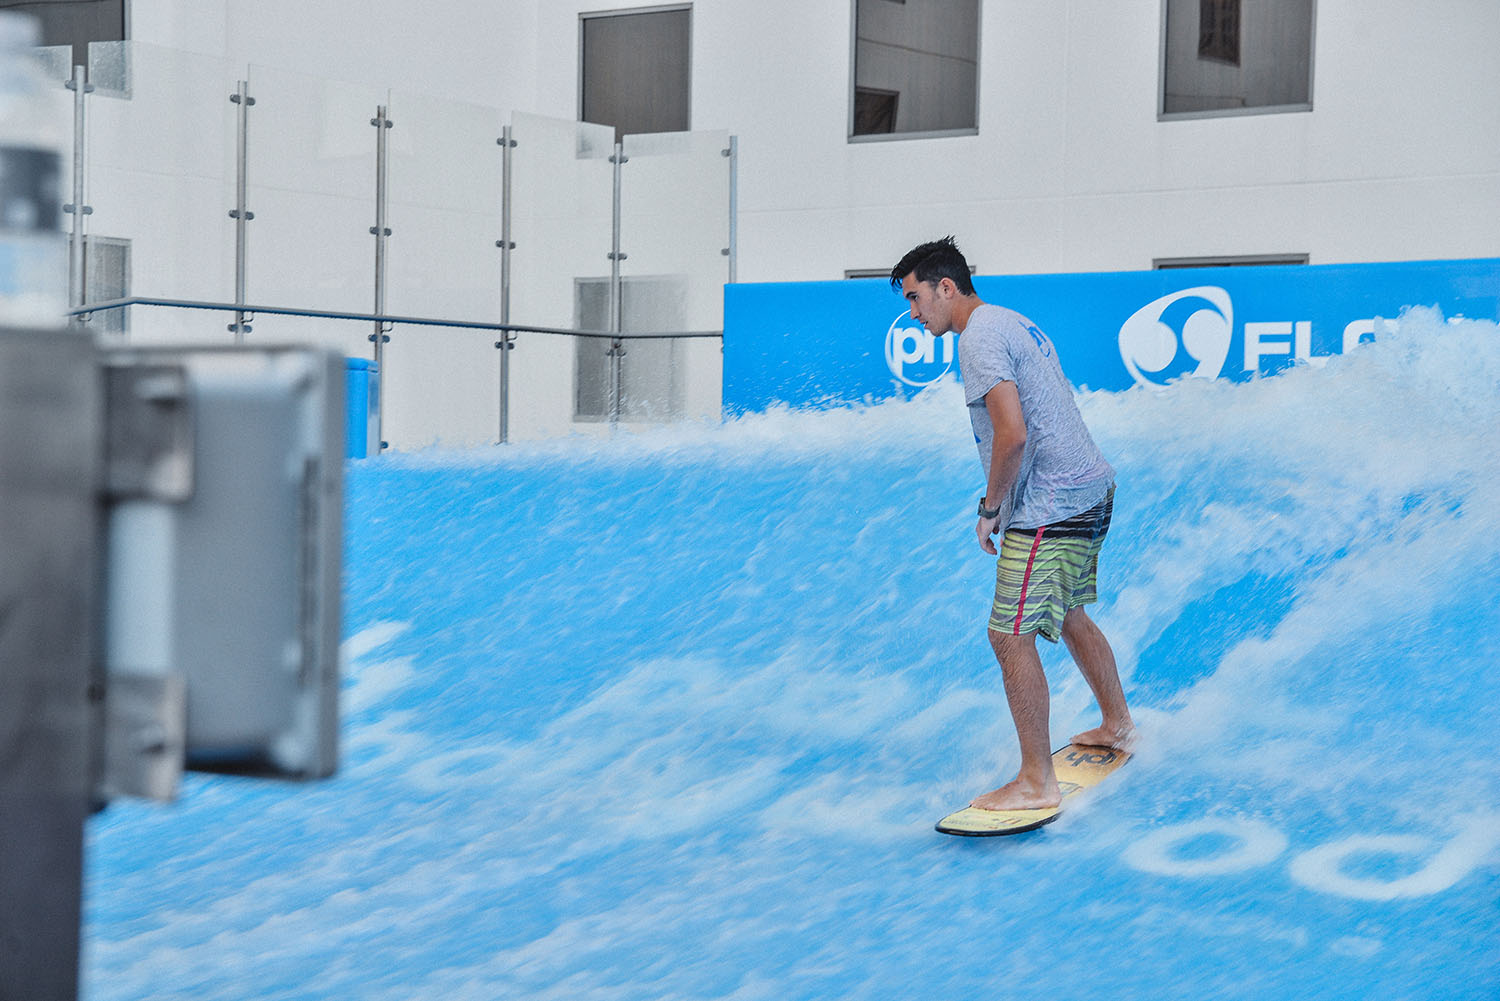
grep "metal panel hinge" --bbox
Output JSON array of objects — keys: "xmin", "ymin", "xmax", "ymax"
[
  {"xmin": 102, "ymin": 363, "xmax": 194, "ymax": 503},
  {"xmin": 97, "ymin": 673, "xmax": 187, "ymax": 803}
]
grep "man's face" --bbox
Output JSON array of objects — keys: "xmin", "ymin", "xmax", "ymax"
[{"xmin": 900, "ymin": 273, "xmax": 954, "ymax": 335}]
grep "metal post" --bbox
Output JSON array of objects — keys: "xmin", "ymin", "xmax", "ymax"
[
  {"xmin": 723, "ymin": 135, "xmax": 738, "ymax": 285},
  {"xmin": 228, "ymin": 81, "xmax": 254, "ymax": 343},
  {"xmin": 370, "ymin": 105, "xmax": 393, "ymax": 451},
  {"xmin": 64, "ymin": 65, "xmax": 93, "ymax": 321},
  {"xmin": 495, "ymin": 125, "xmax": 516, "ymax": 445},
  {"xmin": 0, "ymin": 326, "xmax": 101, "ymax": 1001},
  {"xmin": 607, "ymin": 141, "xmax": 627, "ymax": 427}
]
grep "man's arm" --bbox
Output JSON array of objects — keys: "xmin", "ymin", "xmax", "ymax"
[{"xmin": 977, "ymin": 380, "xmax": 1026, "ymax": 555}]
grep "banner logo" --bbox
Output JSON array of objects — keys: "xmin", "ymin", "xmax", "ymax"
[
  {"xmin": 885, "ymin": 311, "xmax": 954, "ymax": 387},
  {"xmin": 1118, "ymin": 286, "xmax": 1234, "ymax": 387}
]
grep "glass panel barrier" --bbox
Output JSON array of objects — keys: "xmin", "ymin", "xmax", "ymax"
[
  {"xmin": 34, "ymin": 44, "xmax": 73, "ymax": 85},
  {"xmin": 378, "ymin": 90, "xmax": 505, "ymax": 447},
  {"xmin": 85, "ymin": 41, "xmax": 236, "ymax": 343},
  {"xmin": 619, "ymin": 129, "xmax": 730, "ymax": 422},
  {"xmin": 381, "ymin": 328, "xmax": 501, "ymax": 450},
  {"xmin": 41, "ymin": 40, "xmax": 732, "ymax": 442},
  {"xmin": 243, "ymin": 63, "xmax": 382, "ymax": 348},
  {"xmin": 385, "ymin": 89, "xmax": 502, "ymax": 322},
  {"xmin": 507, "ymin": 111, "xmax": 614, "ymax": 439}
]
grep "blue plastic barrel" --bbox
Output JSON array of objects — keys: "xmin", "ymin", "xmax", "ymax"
[{"xmin": 345, "ymin": 358, "xmax": 379, "ymax": 458}]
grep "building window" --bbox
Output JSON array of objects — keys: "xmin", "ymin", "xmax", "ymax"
[
  {"xmin": 82, "ymin": 234, "xmax": 129, "ymax": 338},
  {"xmin": 580, "ymin": 5, "xmax": 691, "ymax": 142},
  {"xmin": 844, "ymin": 265, "xmax": 974, "ymax": 280},
  {"xmin": 574, "ymin": 276, "xmax": 686, "ymax": 422},
  {"xmin": 1160, "ymin": 0, "xmax": 1314, "ymax": 118},
  {"xmin": 0, "ymin": 0, "xmax": 125, "ymax": 68},
  {"xmin": 1154, "ymin": 253, "xmax": 1308, "ymax": 269},
  {"xmin": 852, "ymin": 87, "xmax": 899, "ymax": 136},
  {"xmin": 850, "ymin": 0, "xmax": 980, "ymax": 141},
  {"xmin": 1197, "ymin": 0, "xmax": 1240, "ymax": 65}
]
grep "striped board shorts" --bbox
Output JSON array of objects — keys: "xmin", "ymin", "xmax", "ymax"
[{"xmin": 989, "ymin": 486, "xmax": 1114, "ymax": 643}]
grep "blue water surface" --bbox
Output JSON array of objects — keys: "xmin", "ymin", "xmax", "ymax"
[{"xmin": 84, "ymin": 311, "xmax": 1500, "ymax": 1000}]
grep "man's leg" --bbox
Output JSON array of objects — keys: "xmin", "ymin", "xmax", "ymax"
[
  {"xmin": 971, "ymin": 628, "xmax": 1062, "ymax": 811},
  {"xmin": 1060, "ymin": 606, "xmax": 1135, "ymax": 749}
]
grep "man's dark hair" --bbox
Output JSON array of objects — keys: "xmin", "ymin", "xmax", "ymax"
[{"xmin": 890, "ymin": 236, "xmax": 975, "ymax": 296}]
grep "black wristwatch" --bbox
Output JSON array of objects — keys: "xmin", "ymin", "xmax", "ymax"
[{"xmin": 977, "ymin": 498, "xmax": 1002, "ymax": 519}]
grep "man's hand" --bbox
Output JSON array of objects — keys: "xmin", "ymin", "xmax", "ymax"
[
  {"xmin": 979, "ymin": 382, "xmax": 1025, "ymax": 557},
  {"xmin": 977, "ymin": 514, "xmax": 1000, "ymax": 554}
]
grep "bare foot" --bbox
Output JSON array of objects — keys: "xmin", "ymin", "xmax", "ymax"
[
  {"xmin": 970, "ymin": 776, "xmax": 1061, "ymax": 812},
  {"xmin": 1070, "ymin": 722, "xmax": 1137, "ymax": 751}
]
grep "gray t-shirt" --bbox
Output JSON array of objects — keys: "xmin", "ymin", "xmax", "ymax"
[{"xmin": 957, "ymin": 303, "xmax": 1114, "ymax": 529}]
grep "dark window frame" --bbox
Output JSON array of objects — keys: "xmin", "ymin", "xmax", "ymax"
[
  {"xmin": 0, "ymin": 0, "xmax": 127, "ymax": 70},
  {"xmin": 844, "ymin": 265, "xmax": 975, "ymax": 280},
  {"xmin": 1158, "ymin": 0, "xmax": 1316, "ymax": 121},
  {"xmin": 1154, "ymin": 253, "xmax": 1309, "ymax": 269},
  {"xmin": 577, "ymin": 3, "xmax": 693, "ymax": 143},
  {"xmin": 848, "ymin": 0, "xmax": 982, "ymax": 143}
]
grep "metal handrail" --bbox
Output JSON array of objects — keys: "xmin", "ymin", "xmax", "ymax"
[{"xmin": 66, "ymin": 296, "xmax": 724, "ymax": 341}]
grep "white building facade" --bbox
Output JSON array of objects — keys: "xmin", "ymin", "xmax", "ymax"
[{"xmin": 27, "ymin": 0, "xmax": 1500, "ymax": 444}]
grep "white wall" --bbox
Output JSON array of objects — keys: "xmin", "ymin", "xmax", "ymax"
[
  {"xmin": 685, "ymin": 0, "xmax": 1500, "ymax": 280},
  {"xmin": 130, "ymin": 0, "xmax": 540, "ymax": 113},
  {"xmin": 125, "ymin": 0, "xmax": 1500, "ymax": 281},
  {"xmin": 105, "ymin": 0, "xmax": 1500, "ymax": 444}
]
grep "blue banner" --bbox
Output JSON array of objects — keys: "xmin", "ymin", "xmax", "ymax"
[{"xmin": 722, "ymin": 258, "xmax": 1500, "ymax": 412}]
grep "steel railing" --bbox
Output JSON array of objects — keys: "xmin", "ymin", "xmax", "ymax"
[{"xmin": 68, "ymin": 296, "xmax": 723, "ymax": 445}]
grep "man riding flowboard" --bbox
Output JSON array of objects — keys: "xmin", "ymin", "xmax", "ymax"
[{"xmin": 892, "ymin": 237, "xmax": 1135, "ymax": 814}]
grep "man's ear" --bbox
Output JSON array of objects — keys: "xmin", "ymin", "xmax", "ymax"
[{"xmin": 936, "ymin": 277, "xmax": 956, "ymax": 297}]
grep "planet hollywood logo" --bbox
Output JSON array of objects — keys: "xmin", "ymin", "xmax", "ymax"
[{"xmin": 884, "ymin": 310, "xmax": 954, "ymax": 387}]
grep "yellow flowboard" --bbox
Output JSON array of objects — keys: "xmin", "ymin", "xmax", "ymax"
[{"xmin": 936, "ymin": 744, "xmax": 1130, "ymax": 837}]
